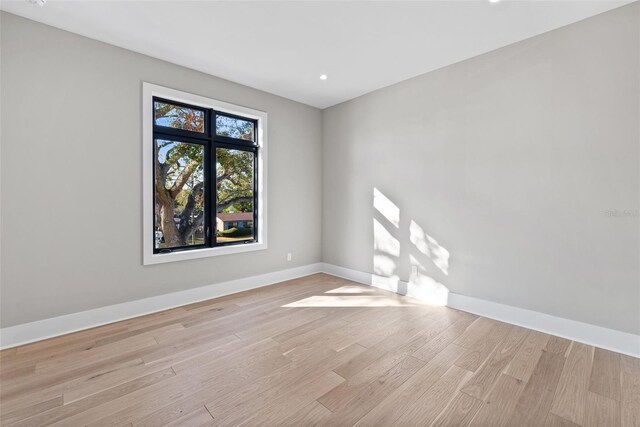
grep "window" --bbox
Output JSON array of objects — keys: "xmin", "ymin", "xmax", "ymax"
[{"xmin": 143, "ymin": 83, "xmax": 267, "ymax": 265}]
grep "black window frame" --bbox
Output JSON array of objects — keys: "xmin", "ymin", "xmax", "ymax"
[{"xmin": 152, "ymin": 96, "xmax": 259, "ymax": 254}]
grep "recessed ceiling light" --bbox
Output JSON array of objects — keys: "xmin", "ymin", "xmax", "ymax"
[
  {"xmin": 319, "ymin": 74, "xmax": 328, "ymax": 80},
  {"xmin": 489, "ymin": 0, "xmax": 501, "ymax": 3}
]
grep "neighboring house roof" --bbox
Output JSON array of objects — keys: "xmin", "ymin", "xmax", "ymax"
[{"xmin": 217, "ymin": 212, "xmax": 253, "ymax": 222}]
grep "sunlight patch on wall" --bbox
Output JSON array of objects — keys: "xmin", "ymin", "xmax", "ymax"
[
  {"xmin": 372, "ymin": 189, "xmax": 401, "ymax": 291},
  {"xmin": 409, "ymin": 220, "xmax": 450, "ymax": 275},
  {"xmin": 373, "ymin": 188, "xmax": 400, "ymax": 228},
  {"xmin": 408, "ymin": 255, "xmax": 449, "ymax": 306},
  {"xmin": 373, "ymin": 218, "xmax": 400, "ymax": 257},
  {"xmin": 369, "ymin": 188, "xmax": 450, "ymax": 307},
  {"xmin": 371, "ymin": 273, "xmax": 402, "ymax": 294},
  {"xmin": 373, "ymin": 254, "xmax": 397, "ymax": 276}
]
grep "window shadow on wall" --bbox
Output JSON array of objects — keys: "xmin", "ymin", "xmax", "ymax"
[{"xmin": 372, "ymin": 187, "xmax": 450, "ymax": 306}]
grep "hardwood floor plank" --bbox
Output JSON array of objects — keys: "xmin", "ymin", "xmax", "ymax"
[
  {"xmin": 0, "ymin": 365, "xmax": 35, "ymax": 383},
  {"xmin": 503, "ymin": 330, "xmax": 549, "ymax": 382},
  {"xmin": 508, "ymin": 349, "xmax": 566, "ymax": 426},
  {"xmin": 584, "ymin": 391, "xmax": 621, "ymax": 427},
  {"xmin": 353, "ymin": 343, "xmax": 467, "ymax": 426},
  {"xmin": 621, "ymin": 363, "xmax": 640, "ymax": 427},
  {"xmin": 93, "ymin": 319, "xmax": 186, "ymax": 348},
  {"xmin": 459, "ymin": 325, "xmax": 529, "ymax": 401},
  {"xmin": 550, "ymin": 341, "xmax": 594, "ymax": 425},
  {"xmin": 280, "ymin": 400, "xmax": 333, "ymax": 426},
  {"xmin": 10, "ymin": 368, "xmax": 176, "ymax": 427},
  {"xmin": 204, "ymin": 344, "xmax": 366, "ymax": 427},
  {"xmin": 546, "ymin": 336, "xmax": 572, "ymax": 356},
  {"xmin": 10, "ymin": 324, "xmax": 129, "ymax": 359},
  {"xmin": 334, "ymin": 316, "xmax": 444, "ymax": 379},
  {"xmin": 0, "ymin": 357, "xmax": 145, "ymax": 416},
  {"xmin": 412, "ymin": 314, "xmax": 478, "ymax": 363},
  {"xmin": 468, "ymin": 374, "xmax": 525, "ymax": 427},
  {"xmin": 235, "ymin": 371, "xmax": 345, "ymax": 427},
  {"xmin": 129, "ymin": 392, "xmax": 207, "ymax": 427},
  {"xmin": 453, "ymin": 317, "xmax": 497, "ymax": 348},
  {"xmin": 1, "ymin": 339, "xmax": 104, "ymax": 375},
  {"xmin": 33, "ymin": 332, "xmax": 160, "ymax": 374},
  {"xmin": 621, "ymin": 354, "xmax": 640, "ymax": 374},
  {"xmin": 319, "ymin": 309, "xmax": 412, "ymax": 352},
  {"xmin": 234, "ymin": 308, "xmax": 328, "ymax": 342},
  {"xmin": 430, "ymin": 392, "xmax": 484, "ymax": 427},
  {"xmin": 272, "ymin": 316, "xmax": 351, "ymax": 350},
  {"xmin": 318, "ymin": 336, "xmax": 427, "ymax": 411},
  {"xmin": 319, "ymin": 355, "xmax": 426, "ymax": 427},
  {"xmin": 62, "ymin": 359, "xmax": 167, "ymax": 404},
  {"xmin": 545, "ymin": 413, "xmax": 582, "ymax": 427},
  {"xmin": 176, "ymin": 342, "xmax": 341, "ymax": 425},
  {"xmin": 394, "ymin": 365, "xmax": 473, "ymax": 426},
  {"xmin": 589, "ymin": 347, "xmax": 622, "ymax": 402},
  {"xmin": 53, "ymin": 340, "xmax": 289, "ymax": 426},
  {"xmin": 355, "ymin": 307, "xmax": 457, "ymax": 349},
  {"xmin": 160, "ymin": 406, "xmax": 214, "ymax": 427},
  {"xmin": 0, "ymin": 395, "xmax": 63, "ymax": 426},
  {"xmin": 171, "ymin": 336, "xmax": 280, "ymax": 373},
  {"xmin": 329, "ymin": 323, "xmax": 447, "ymax": 399},
  {"xmin": 141, "ymin": 333, "xmax": 240, "ymax": 365},
  {"xmin": 334, "ymin": 314, "xmax": 451, "ymax": 379},
  {"xmin": 454, "ymin": 321, "xmax": 511, "ymax": 372}
]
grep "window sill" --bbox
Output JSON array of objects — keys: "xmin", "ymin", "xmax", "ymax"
[{"xmin": 144, "ymin": 242, "xmax": 267, "ymax": 265}]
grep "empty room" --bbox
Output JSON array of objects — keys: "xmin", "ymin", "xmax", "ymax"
[{"xmin": 0, "ymin": 0, "xmax": 638, "ymax": 426}]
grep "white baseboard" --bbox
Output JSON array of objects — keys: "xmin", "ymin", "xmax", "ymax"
[
  {"xmin": 0, "ymin": 263, "xmax": 323, "ymax": 349},
  {"xmin": 321, "ymin": 263, "xmax": 640, "ymax": 358}
]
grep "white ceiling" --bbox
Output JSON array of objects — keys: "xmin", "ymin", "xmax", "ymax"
[{"xmin": 1, "ymin": 0, "xmax": 631, "ymax": 108}]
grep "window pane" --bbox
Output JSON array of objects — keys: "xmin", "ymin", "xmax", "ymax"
[
  {"xmin": 154, "ymin": 102, "xmax": 205, "ymax": 133},
  {"xmin": 216, "ymin": 114, "xmax": 255, "ymax": 141},
  {"xmin": 154, "ymin": 139, "xmax": 206, "ymax": 249},
  {"xmin": 216, "ymin": 148, "xmax": 255, "ymax": 243}
]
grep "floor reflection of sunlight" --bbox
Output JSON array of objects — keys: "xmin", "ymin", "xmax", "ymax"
[
  {"xmin": 282, "ymin": 295, "xmax": 416, "ymax": 308},
  {"xmin": 325, "ymin": 286, "xmax": 378, "ymax": 294},
  {"xmin": 409, "ymin": 220, "xmax": 450, "ymax": 275},
  {"xmin": 374, "ymin": 188, "xmax": 400, "ymax": 228}
]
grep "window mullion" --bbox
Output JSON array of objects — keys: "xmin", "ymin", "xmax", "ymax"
[
  {"xmin": 211, "ymin": 140, "xmax": 218, "ymax": 247},
  {"xmin": 210, "ymin": 108, "xmax": 217, "ymax": 248}
]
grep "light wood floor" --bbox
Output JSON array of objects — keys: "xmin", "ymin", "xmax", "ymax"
[{"xmin": 1, "ymin": 273, "xmax": 638, "ymax": 427}]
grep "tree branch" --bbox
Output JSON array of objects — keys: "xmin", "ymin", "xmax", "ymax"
[
  {"xmin": 216, "ymin": 172, "xmax": 240, "ymax": 188},
  {"xmin": 170, "ymin": 159, "xmax": 199, "ymax": 198},
  {"xmin": 154, "ymin": 149, "xmax": 172, "ymax": 205},
  {"xmin": 176, "ymin": 181, "xmax": 205, "ymax": 243}
]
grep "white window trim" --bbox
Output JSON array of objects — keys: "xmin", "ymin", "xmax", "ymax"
[{"xmin": 142, "ymin": 82, "xmax": 268, "ymax": 265}]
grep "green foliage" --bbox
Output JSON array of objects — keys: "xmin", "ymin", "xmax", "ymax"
[
  {"xmin": 216, "ymin": 148, "xmax": 254, "ymax": 213},
  {"xmin": 216, "ymin": 115, "xmax": 254, "ymax": 140},
  {"xmin": 157, "ymin": 141, "xmax": 204, "ymax": 190},
  {"xmin": 223, "ymin": 202, "xmax": 252, "ymax": 213},
  {"xmin": 217, "ymin": 227, "xmax": 253, "ymax": 238},
  {"xmin": 154, "ymin": 102, "xmax": 204, "ymax": 132}
]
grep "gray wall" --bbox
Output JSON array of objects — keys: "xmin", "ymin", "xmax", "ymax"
[
  {"xmin": 0, "ymin": 13, "xmax": 323, "ymax": 327},
  {"xmin": 323, "ymin": 3, "xmax": 640, "ymax": 334},
  {"xmin": 2, "ymin": 4, "xmax": 639, "ymax": 336}
]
